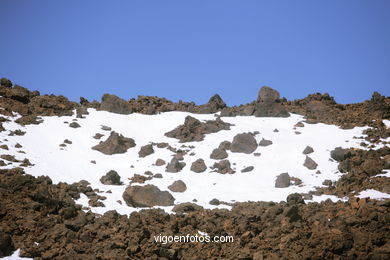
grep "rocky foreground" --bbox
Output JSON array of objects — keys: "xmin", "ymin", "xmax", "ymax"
[{"xmin": 0, "ymin": 78, "xmax": 389, "ymax": 259}]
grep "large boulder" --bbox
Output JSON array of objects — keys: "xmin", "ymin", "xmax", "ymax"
[
  {"xmin": 122, "ymin": 184, "xmax": 175, "ymax": 207},
  {"xmin": 100, "ymin": 170, "xmax": 122, "ymax": 185},
  {"xmin": 275, "ymin": 173, "xmax": 291, "ymax": 188},
  {"xmin": 165, "ymin": 116, "xmax": 231, "ymax": 142},
  {"xmin": 99, "ymin": 94, "xmax": 133, "ymax": 114},
  {"xmin": 190, "ymin": 159, "xmax": 207, "ymax": 173},
  {"xmin": 303, "ymin": 156, "xmax": 318, "ymax": 170},
  {"xmin": 231, "ymin": 133, "xmax": 257, "ymax": 154},
  {"xmin": 254, "ymin": 86, "xmax": 289, "ymax": 117},
  {"xmin": 138, "ymin": 144, "xmax": 154, "ymax": 158},
  {"xmin": 330, "ymin": 147, "xmax": 351, "ymax": 162},
  {"xmin": 92, "ymin": 131, "xmax": 136, "ymax": 155},
  {"xmin": 210, "ymin": 147, "xmax": 228, "ymax": 159},
  {"xmin": 168, "ymin": 180, "xmax": 187, "ymax": 192},
  {"xmin": 0, "ymin": 78, "xmax": 12, "ymax": 88}
]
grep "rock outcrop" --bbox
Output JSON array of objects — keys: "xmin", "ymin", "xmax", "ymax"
[
  {"xmin": 231, "ymin": 133, "xmax": 257, "ymax": 154},
  {"xmin": 122, "ymin": 184, "xmax": 175, "ymax": 207},
  {"xmin": 92, "ymin": 131, "xmax": 136, "ymax": 155}
]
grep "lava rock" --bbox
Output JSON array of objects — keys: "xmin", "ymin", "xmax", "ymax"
[
  {"xmin": 303, "ymin": 156, "xmax": 318, "ymax": 170},
  {"xmin": 190, "ymin": 159, "xmax": 207, "ymax": 173},
  {"xmin": 212, "ymin": 160, "xmax": 235, "ymax": 174},
  {"xmin": 138, "ymin": 144, "xmax": 154, "ymax": 158},
  {"xmin": 168, "ymin": 180, "xmax": 187, "ymax": 193},
  {"xmin": 99, "ymin": 94, "xmax": 133, "ymax": 114},
  {"xmin": 122, "ymin": 184, "xmax": 175, "ymax": 207},
  {"xmin": 241, "ymin": 166, "xmax": 254, "ymax": 173},
  {"xmin": 100, "ymin": 170, "xmax": 122, "ymax": 185},
  {"xmin": 303, "ymin": 146, "xmax": 314, "ymax": 155},
  {"xmin": 92, "ymin": 131, "xmax": 136, "ymax": 155},
  {"xmin": 166, "ymin": 157, "xmax": 186, "ymax": 173},
  {"xmin": 258, "ymin": 138, "xmax": 273, "ymax": 147},
  {"xmin": 69, "ymin": 122, "xmax": 81, "ymax": 128},
  {"xmin": 231, "ymin": 133, "xmax": 257, "ymax": 154},
  {"xmin": 210, "ymin": 147, "xmax": 228, "ymax": 160},
  {"xmin": 275, "ymin": 173, "xmax": 291, "ymax": 188}
]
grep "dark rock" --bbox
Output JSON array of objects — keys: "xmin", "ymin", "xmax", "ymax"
[
  {"xmin": 303, "ymin": 146, "xmax": 314, "ymax": 154},
  {"xmin": 0, "ymin": 232, "xmax": 14, "ymax": 257},
  {"xmin": 330, "ymin": 147, "xmax": 352, "ymax": 161},
  {"xmin": 303, "ymin": 156, "xmax": 318, "ymax": 170},
  {"xmin": 0, "ymin": 78, "xmax": 12, "ymax": 88},
  {"xmin": 218, "ymin": 141, "xmax": 231, "ymax": 150},
  {"xmin": 286, "ymin": 193, "xmax": 305, "ymax": 205},
  {"xmin": 154, "ymin": 173, "xmax": 163, "ymax": 178},
  {"xmin": 138, "ymin": 144, "xmax": 154, "ymax": 158},
  {"xmin": 99, "ymin": 94, "xmax": 133, "ymax": 114},
  {"xmin": 93, "ymin": 133, "xmax": 104, "ymax": 139},
  {"xmin": 100, "ymin": 170, "xmax": 122, "ymax": 185},
  {"xmin": 209, "ymin": 198, "xmax": 220, "ymax": 205},
  {"xmin": 190, "ymin": 159, "xmax": 207, "ymax": 173},
  {"xmin": 165, "ymin": 157, "xmax": 186, "ymax": 173},
  {"xmin": 254, "ymin": 86, "xmax": 289, "ymax": 117},
  {"xmin": 322, "ymin": 179, "xmax": 332, "ymax": 186},
  {"xmin": 92, "ymin": 131, "xmax": 136, "ymax": 155},
  {"xmin": 165, "ymin": 116, "xmax": 232, "ymax": 142},
  {"xmin": 69, "ymin": 122, "xmax": 81, "ymax": 128},
  {"xmin": 231, "ymin": 133, "xmax": 257, "ymax": 154},
  {"xmin": 168, "ymin": 180, "xmax": 187, "ymax": 193},
  {"xmin": 258, "ymin": 138, "xmax": 273, "ymax": 147},
  {"xmin": 212, "ymin": 160, "xmax": 235, "ymax": 174},
  {"xmin": 241, "ymin": 166, "xmax": 254, "ymax": 173},
  {"xmin": 210, "ymin": 147, "xmax": 228, "ymax": 160},
  {"xmin": 155, "ymin": 159, "xmax": 166, "ymax": 166},
  {"xmin": 64, "ymin": 139, "xmax": 72, "ymax": 144},
  {"xmin": 122, "ymin": 184, "xmax": 175, "ymax": 207},
  {"xmin": 275, "ymin": 173, "xmax": 290, "ymax": 188}
]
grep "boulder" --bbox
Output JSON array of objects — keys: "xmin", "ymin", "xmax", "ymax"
[
  {"xmin": 212, "ymin": 160, "xmax": 235, "ymax": 174},
  {"xmin": 172, "ymin": 203, "xmax": 203, "ymax": 213},
  {"xmin": 166, "ymin": 157, "xmax": 186, "ymax": 173},
  {"xmin": 99, "ymin": 94, "xmax": 133, "ymax": 114},
  {"xmin": 254, "ymin": 86, "xmax": 289, "ymax": 117},
  {"xmin": 210, "ymin": 147, "xmax": 228, "ymax": 160},
  {"xmin": 258, "ymin": 138, "xmax": 273, "ymax": 147},
  {"xmin": 330, "ymin": 147, "xmax": 351, "ymax": 162},
  {"xmin": 155, "ymin": 159, "xmax": 166, "ymax": 166},
  {"xmin": 168, "ymin": 180, "xmax": 187, "ymax": 193},
  {"xmin": 190, "ymin": 159, "xmax": 207, "ymax": 173},
  {"xmin": 275, "ymin": 173, "xmax": 291, "ymax": 188},
  {"xmin": 92, "ymin": 131, "xmax": 136, "ymax": 155},
  {"xmin": 303, "ymin": 156, "xmax": 318, "ymax": 170},
  {"xmin": 122, "ymin": 184, "xmax": 175, "ymax": 207},
  {"xmin": 303, "ymin": 146, "xmax": 314, "ymax": 154},
  {"xmin": 0, "ymin": 78, "xmax": 12, "ymax": 88},
  {"xmin": 100, "ymin": 170, "xmax": 122, "ymax": 185},
  {"xmin": 231, "ymin": 133, "xmax": 257, "ymax": 154},
  {"xmin": 138, "ymin": 144, "xmax": 154, "ymax": 158}
]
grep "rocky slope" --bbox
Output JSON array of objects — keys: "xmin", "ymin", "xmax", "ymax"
[{"xmin": 0, "ymin": 77, "xmax": 389, "ymax": 259}]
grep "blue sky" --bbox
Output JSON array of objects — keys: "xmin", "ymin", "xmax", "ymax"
[{"xmin": 1, "ymin": 1, "xmax": 389, "ymax": 105}]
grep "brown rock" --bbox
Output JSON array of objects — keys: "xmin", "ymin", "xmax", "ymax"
[
  {"xmin": 190, "ymin": 159, "xmax": 207, "ymax": 173},
  {"xmin": 122, "ymin": 184, "xmax": 175, "ymax": 207},
  {"xmin": 168, "ymin": 180, "xmax": 187, "ymax": 193},
  {"xmin": 92, "ymin": 131, "xmax": 136, "ymax": 155}
]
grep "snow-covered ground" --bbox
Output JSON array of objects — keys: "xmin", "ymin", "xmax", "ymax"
[{"xmin": 0, "ymin": 109, "xmax": 389, "ymax": 216}]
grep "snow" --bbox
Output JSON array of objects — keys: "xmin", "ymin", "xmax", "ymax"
[
  {"xmin": 357, "ymin": 189, "xmax": 390, "ymax": 200},
  {"xmin": 0, "ymin": 109, "xmax": 389, "ymax": 216},
  {"xmin": 0, "ymin": 250, "xmax": 32, "ymax": 260}
]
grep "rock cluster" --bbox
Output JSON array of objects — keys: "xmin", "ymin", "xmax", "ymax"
[{"xmin": 92, "ymin": 131, "xmax": 136, "ymax": 155}]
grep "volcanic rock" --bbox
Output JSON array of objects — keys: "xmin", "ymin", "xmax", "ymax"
[
  {"xmin": 166, "ymin": 157, "xmax": 186, "ymax": 173},
  {"xmin": 190, "ymin": 159, "xmax": 207, "ymax": 173},
  {"xmin": 303, "ymin": 156, "xmax": 318, "ymax": 170},
  {"xmin": 100, "ymin": 170, "xmax": 122, "ymax": 185},
  {"xmin": 275, "ymin": 173, "xmax": 291, "ymax": 188},
  {"xmin": 330, "ymin": 147, "xmax": 352, "ymax": 162},
  {"xmin": 303, "ymin": 146, "xmax": 314, "ymax": 154},
  {"xmin": 69, "ymin": 122, "xmax": 81, "ymax": 128},
  {"xmin": 155, "ymin": 159, "xmax": 166, "ymax": 166},
  {"xmin": 231, "ymin": 133, "xmax": 257, "ymax": 154},
  {"xmin": 122, "ymin": 184, "xmax": 175, "ymax": 207},
  {"xmin": 0, "ymin": 78, "xmax": 12, "ymax": 88},
  {"xmin": 168, "ymin": 180, "xmax": 187, "ymax": 193},
  {"xmin": 165, "ymin": 116, "xmax": 231, "ymax": 142},
  {"xmin": 99, "ymin": 94, "xmax": 133, "ymax": 114},
  {"xmin": 92, "ymin": 131, "xmax": 136, "ymax": 155},
  {"xmin": 138, "ymin": 144, "xmax": 154, "ymax": 158},
  {"xmin": 210, "ymin": 147, "xmax": 228, "ymax": 160},
  {"xmin": 172, "ymin": 203, "xmax": 203, "ymax": 213},
  {"xmin": 241, "ymin": 166, "xmax": 254, "ymax": 173},
  {"xmin": 254, "ymin": 86, "xmax": 289, "ymax": 117},
  {"xmin": 212, "ymin": 160, "xmax": 235, "ymax": 174},
  {"xmin": 258, "ymin": 138, "xmax": 273, "ymax": 147}
]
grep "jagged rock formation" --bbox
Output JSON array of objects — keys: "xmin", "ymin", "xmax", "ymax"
[
  {"xmin": 165, "ymin": 116, "xmax": 232, "ymax": 142},
  {"xmin": 92, "ymin": 131, "xmax": 136, "ymax": 155}
]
